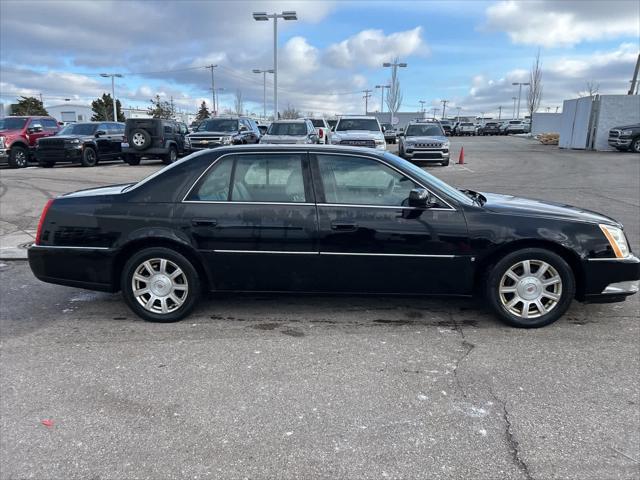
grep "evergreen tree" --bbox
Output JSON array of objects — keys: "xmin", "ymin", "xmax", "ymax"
[
  {"xmin": 147, "ymin": 95, "xmax": 174, "ymax": 119},
  {"xmin": 195, "ymin": 101, "xmax": 210, "ymax": 121},
  {"xmin": 10, "ymin": 96, "xmax": 48, "ymax": 116},
  {"xmin": 91, "ymin": 93, "xmax": 125, "ymax": 121}
]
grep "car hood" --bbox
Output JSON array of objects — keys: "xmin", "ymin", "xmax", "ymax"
[
  {"xmin": 40, "ymin": 134, "xmax": 92, "ymax": 141},
  {"xmin": 188, "ymin": 131, "xmax": 237, "ymax": 137},
  {"xmin": 481, "ymin": 192, "xmax": 620, "ymax": 227},
  {"xmin": 62, "ymin": 184, "xmax": 131, "ymax": 198},
  {"xmin": 332, "ymin": 131, "xmax": 383, "ymax": 139},
  {"xmin": 261, "ymin": 135, "xmax": 306, "ymax": 143},
  {"xmin": 405, "ymin": 135, "xmax": 448, "ymax": 143},
  {"xmin": 611, "ymin": 124, "xmax": 640, "ymax": 130},
  {"xmin": 0, "ymin": 129, "xmax": 22, "ymax": 136}
]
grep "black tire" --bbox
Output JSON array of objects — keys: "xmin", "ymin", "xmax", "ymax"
[
  {"xmin": 631, "ymin": 136, "xmax": 640, "ymax": 153},
  {"xmin": 80, "ymin": 147, "xmax": 98, "ymax": 167},
  {"xmin": 130, "ymin": 129, "xmax": 152, "ymax": 150},
  {"xmin": 124, "ymin": 154, "xmax": 141, "ymax": 165},
  {"xmin": 8, "ymin": 145, "xmax": 28, "ymax": 168},
  {"xmin": 162, "ymin": 145, "xmax": 178, "ymax": 165},
  {"xmin": 486, "ymin": 248, "xmax": 575, "ymax": 328},
  {"xmin": 121, "ymin": 247, "xmax": 201, "ymax": 323}
]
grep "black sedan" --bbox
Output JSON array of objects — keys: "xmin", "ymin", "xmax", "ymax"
[{"xmin": 28, "ymin": 145, "xmax": 639, "ymax": 327}]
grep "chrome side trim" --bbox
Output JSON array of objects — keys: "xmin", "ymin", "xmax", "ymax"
[
  {"xmin": 587, "ymin": 257, "xmax": 631, "ymax": 262},
  {"xmin": 30, "ymin": 245, "xmax": 111, "ymax": 251},
  {"xmin": 320, "ymin": 252, "xmax": 458, "ymax": 258},
  {"xmin": 316, "ymin": 203, "xmax": 454, "ymax": 212},
  {"xmin": 211, "ymin": 249, "xmax": 458, "ymax": 258},
  {"xmin": 184, "ymin": 201, "xmax": 314, "ymax": 206}
]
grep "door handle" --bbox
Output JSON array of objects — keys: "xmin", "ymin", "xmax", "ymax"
[
  {"xmin": 331, "ymin": 222, "xmax": 358, "ymax": 231},
  {"xmin": 191, "ymin": 218, "xmax": 217, "ymax": 227}
]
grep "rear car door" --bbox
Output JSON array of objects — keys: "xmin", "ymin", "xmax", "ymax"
[
  {"xmin": 179, "ymin": 150, "xmax": 319, "ymax": 291},
  {"xmin": 108, "ymin": 123, "xmax": 125, "ymax": 156},
  {"xmin": 311, "ymin": 152, "xmax": 472, "ymax": 294}
]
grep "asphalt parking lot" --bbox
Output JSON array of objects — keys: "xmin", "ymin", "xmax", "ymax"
[{"xmin": 1, "ymin": 136, "xmax": 639, "ymax": 479}]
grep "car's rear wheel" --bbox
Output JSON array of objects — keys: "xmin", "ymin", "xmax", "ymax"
[
  {"xmin": 80, "ymin": 147, "xmax": 98, "ymax": 167},
  {"xmin": 162, "ymin": 145, "xmax": 178, "ymax": 165},
  {"xmin": 631, "ymin": 137, "xmax": 640, "ymax": 153},
  {"xmin": 130, "ymin": 129, "xmax": 151, "ymax": 150},
  {"xmin": 486, "ymin": 248, "xmax": 575, "ymax": 328},
  {"xmin": 9, "ymin": 145, "xmax": 28, "ymax": 168},
  {"xmin": 121, "ymin": 247, "xmax": 200, "ymax": 322},
  {"xmin": 124, "ymin": 154, "xmax": 141, "ymax": 165}
]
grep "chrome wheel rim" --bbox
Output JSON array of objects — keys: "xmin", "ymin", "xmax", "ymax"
[
  {"xmin": 15, "ymin": 150, "xmax": 26, "ymax": 166},
  {"xmin": 132, "ymin": 258, "xmax": 188, "ymax": 314},
  {"xmin": 170, "ymin": 149, "xmax": 177, "ymax": 161},
  {"xmin": 132, "ymin": 132, "xmax": 145, "ymax": 146},
  {"xmin": 499, "ymin": 260, "xmax": 562, "ymax": 319}
]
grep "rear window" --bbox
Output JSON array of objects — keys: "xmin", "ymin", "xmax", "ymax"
[
  {"xmin": 197, "ymin": 119, "xmax": 239, "ymax": 132},
  {"xmin": 336, "ymin": 119, "xmax": 380, "ymax": 132},
  {"xmin": 267, "ymin": 122, "xmax": 308, "ymax": 136}
]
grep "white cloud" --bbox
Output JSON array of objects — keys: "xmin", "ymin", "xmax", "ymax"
[
  {"xmin": 484, "ymin": 0, "xmax": 640, "ymax": 47},
  {"xmin": 325, "ymin": 27, "xmax": 427, "ymax": 68}
]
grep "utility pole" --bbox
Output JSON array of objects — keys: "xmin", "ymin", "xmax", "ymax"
[
  {"xmin": 419, "ymin": 100, "xmax": 426, "ymax": 113},
  {"xmin": 362, "ymin": 89, "xmax": 372, "ymax": 114},
  {"xmin": 205, "ymin": 65, "xmax": 218, "ymax": 116},
  {"xmin": 375, "ymin": 84, "xmax": 390, "ymax": 117},
  {"xmin": 512, "ymin": 82, "xmax": 530, "ymax": 119},
  {"xmin": 170, "ymin": 96, "xmax": 174, "ymax": 119},
  {"xmin": 628, "ymin": 53, "xmax": 640, "ymax": 95},
  {"xmin": 456, "ymin": 106, "xmax": 462, "ymax": 122},
  {"xmin": 440, "ymin": 99, "xmax": 449, "ymax": 120},
  {"xmin": 498, "ymin": 105, "xmax": 502, "ymax": 120},
  {"xmin": 253, "ymin": 69, "xmax": 274, "ymax": 119},
  {"xmin": 430, "ymin": 107, "xmax": 438, "ymax": 120}
]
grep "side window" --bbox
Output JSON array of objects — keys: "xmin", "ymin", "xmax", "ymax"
[
  {"xmin": 29, "ymin": 119, "xmax": 43, "ymax": 130},
  {"xmin": 317, "ymin": 154, "xmax": 418, "ymax": 207},
  {"xmin": 43, "ymin": 119, "xmax": 58, "ymax": 130},
  {"xmin": 232, "ymin": 154, "xmax": 306, "ymax": 203},
  {"xmin": 179, "ymin": 123, "xmax": 187, "ymax": 135},
  {"xmin": 97, "ymin": 123, "xmax": 110, "ymax": 133},
  {"xmin": 164, "ymin": 124, "xmax": 173, "ymax": 135},
  {"xmin": 187, "ymin": 158, "xmax": 233, "ymax": 201}
]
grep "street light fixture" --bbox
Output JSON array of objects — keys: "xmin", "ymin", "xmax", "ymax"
[
  {"xmin": 252, "ymin": 10, "xmax": 298, "ymax": 119},
  {"xmin": 511, "ymin": 96, "xmax": 517, "ymax": 120},
  {"xmin": 382, "ymin": 60, "xmax": 407, "ymax": 123},
  {"xmin": 253, "ymin": 68, "xmax": 275, "ymax": 120},
  {"xmin": 512, "ymin": 82, "xmax": 530, "ymax": 119},
  {"xmin": 100, "ymin": 73, "xmax": 123, "ymax": 121}
]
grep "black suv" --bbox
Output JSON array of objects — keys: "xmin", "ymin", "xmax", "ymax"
[
  {"xmin": 122, "ymin": 119, "xmax": 189, "ymax": 165},
  {"xmin": 187, "ymin": 117, "xmax": 260, "ymax": 151},
  {"xmin": 36, "ymin": 122, "xmax": 125, "ymax": 167}
]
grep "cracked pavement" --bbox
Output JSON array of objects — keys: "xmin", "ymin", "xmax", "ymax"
[{"xmin": 1, "ymin": 137, "xmax": 639, "ymax": 479}]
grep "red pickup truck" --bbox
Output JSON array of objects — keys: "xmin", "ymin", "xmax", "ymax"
[{"xmin": 0, "ymin": 116, "xmax": 60, "ymax": 168}]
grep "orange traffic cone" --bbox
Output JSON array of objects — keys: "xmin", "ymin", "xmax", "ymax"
[{"xmin": 458, "ymin": 147, "xmax": 465, "ymax": 165}]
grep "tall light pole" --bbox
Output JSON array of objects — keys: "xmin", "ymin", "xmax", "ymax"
[
  {"xmin": 100, "ymin": 73, "xmax": 123, "ymax": 121},
  {"xmin": 362, "ymin": 89, "xmax": 372, "ymax": 114},
  {"xmin": 253, "ymin": 11, "xmax": 298, "ymax": 120},
  {"xmin": 213, "ymin": 88, "xmax": 224, "ymax": 116},
  {"xmin": 440, "ymin": 99, "xmax": 449, "ymax": 120},
  {"xmin": 253, "ymin": 69, "xmax": 274, "ymax": 120},
  {"xmin": 430, "ymin": 107, "xmax": 439, "ymax": 120},
  {"xmin": 419, "ymin": 100, "xmax": 426, "ymax": 113},
  {"xmin": 456, "ymin": 106, "xmax": 462, "ymax": 122},
  {"xmin": 382, "ymin": 60, "xmax": 407, "ymax": 123},
  {"xmin": 375, "ymin": 84, "xmax": 390, "ymax": 118},
  {"xmin": 205, "ymin": 65, "xmax": 218, "ymax": 116},
  {"xmin": 498, "ymin": 105, "xmax": 502, "ymax": 120},
  {"xmin": 511, "ymin": 96, "xmax": 517, "ymax": 119},
  {"xmin": 512, "ymin": 82, "xmax": 530, "ymax": 119}
]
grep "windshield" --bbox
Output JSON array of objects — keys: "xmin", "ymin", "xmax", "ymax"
[
  {"xmin": 267, "ymin": 122, "xmax": 308, "ymax": 136},
  {"xmin": 405, "ymin": 124, "xmax": 444, "ymax": 136},
  {"xmin": 384, "ymin": 152, "xmax": 473, "ymax": 206},
  {"xmin": 461, "ymin": 122, "xmax": 474, "ymax": 126},
  {"xmin": 197, "ymin": 119, "xmax": 239, "ymax": 132},
  {"xmin": 310, "ymin": 119, "xmax": 325, "ymax": 128},
  {"xmin": 381, "ymin": 123, "xmax": 393, "ymax": 130},
  {"xmin": 485, "ymin": 122, "xmax": 498, "ymax": 126},
  {"xmin": 336, "ymin": 119, "xmax": 380, "ymax": 132},
  {"xmin": 0, "ymin": 118, "xmax": 28, "ymax": 130},
  {"xmin": 59, "ymin": 123, "xmax": 97, "ymax": 135}
]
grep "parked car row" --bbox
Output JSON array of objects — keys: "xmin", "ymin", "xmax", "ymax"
[{"xmin": 446, "ymin": 120, "xmax": 531, "ymax": 136}]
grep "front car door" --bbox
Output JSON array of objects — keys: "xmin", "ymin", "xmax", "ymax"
[
  {"xmin": 95, "ymin": 122, "xmax": 114, "ymax": 156},
  {"xmin": 311, "ymin": 152, "xmax": 472, "ymax": 294},
  {"xmin": 178, "ymin": 150, "xmax": 319, "ymax": 291}
]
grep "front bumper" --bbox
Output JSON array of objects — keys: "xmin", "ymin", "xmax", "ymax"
[
  {"xmin": 581, "ymin": 254, "xmax": 640, "ymax": 303},
  {"xmin": 36, "ymin": 146, "xmax": 83, "ymax": 162},
  {"xmin": 0, "ymin": 148, "xmax": 8, "ymax": 163},
  {"xmin": 403, "ymin": 148, "xmax": 450, "ymax": 162},
  {"xmin": 608, "ymin": 137, "xmax": 632, "ymax": 148}
]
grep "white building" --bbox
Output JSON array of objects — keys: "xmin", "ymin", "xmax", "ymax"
[{"xmin": 45, "ymin": 103, "xmax": 93, "ymax": 123}]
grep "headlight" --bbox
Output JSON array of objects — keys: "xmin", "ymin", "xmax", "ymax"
[
  {"xmin": 621, "ymin": 129, "xmax": 633, "ymax": 136},
  {"xmin": 0, "ymin": 136, "xmax": 4, "ymax": 148},
  {"xmin": 443, "ymin": 142, "xmax": 450, "ymax": 148},
  {"xmin": 221, "ymin": 136, "xmax": 232, "ymax": 145},
  {"xmin": 69, "ymin": 139, "xmax": 80, "ymax": 144},
  {"xmin": 375, "ymin": 139, "xmax": 385, "ymax": 145},
  {"xmin": 599, "ymin": 224, "xmax": 630, "ymax": 258}
]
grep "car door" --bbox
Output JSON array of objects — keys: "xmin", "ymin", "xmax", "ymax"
[
  {"xmin": 179, "ymin": 150, "xmax": 319, "ymax": 291},
  {"xmin": 26, "ymin": 119, "xmax": 49, "ymax": 148},
  {"xmin": 95, "ymin": 122, "xmax": 113, "ymax": 157},
  {"xmin": 108, "ymin": 123, "xmax": 125, "ymax": 157},
  {"xmin": 311, "ymin": 152, "xmax": 472, "ymax": 294}
]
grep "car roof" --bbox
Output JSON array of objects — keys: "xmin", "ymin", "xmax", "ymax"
[
  {"xmin": 338, "ymin": 116, "xmax": 378, "ymax": 120},
  {"xmin": 272, "ymin": 119, "xmax": 308, "ymax": 123}
]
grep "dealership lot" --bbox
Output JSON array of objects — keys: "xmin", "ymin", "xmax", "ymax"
[{"xmin": 1, "ymin": 136, "xmax": 639, "ymax": 479}]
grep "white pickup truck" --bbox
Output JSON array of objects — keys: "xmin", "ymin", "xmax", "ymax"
[{"xmin": 309, "ymin": 118, "xmax": 331, "ymax": 144}]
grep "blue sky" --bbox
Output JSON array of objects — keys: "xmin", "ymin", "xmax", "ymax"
[{"xmin": 1, "ymin": 0, "xmax": 638, "ymax": 118}]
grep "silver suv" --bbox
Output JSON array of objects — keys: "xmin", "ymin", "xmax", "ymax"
[
  {"xmin": 398, "ymin": 120, "xmax": 450, "ymax": 166},
  {"xmin": 259, "ymin": 119, "xmax": 318, "ymax": 144},
  {"xmin": 330, "ymin": 116, "xmax": 386, "ymax": 150}
]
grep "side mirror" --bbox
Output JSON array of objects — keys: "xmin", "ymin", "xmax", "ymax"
[
  {"xmin": 239, "ymin": 125, "xmax": 248, "ymax": 132},
  {"xmin": 95, "ymin": 130, "xmax": 106, "ymax": 137},
  {"xmin": 28, "ymin": 125, "xmax": 43, "ymax": 133},
  {"xmin": 408, "ymin": 188, "xmax": 436, "ymax": 208},
  {"xmin": 398, "ymin": 132, "xmax": 405, "ymax": 137}
]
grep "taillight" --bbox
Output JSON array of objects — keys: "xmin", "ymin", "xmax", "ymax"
[
  {"xmin": 319, "ymin": 129, "xmax": 324, "ymax": 138},
  {"xmin": 35, "ymin": 199, "xmax": 54, "ymax": 245},
  {"xmin": 122, "ymin": 134, "xmax": 128, "ymax": 143}
]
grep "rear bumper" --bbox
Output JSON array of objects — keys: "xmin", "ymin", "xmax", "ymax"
[
  {"xmin": 28, "ymin": 245, "xmax": 118, "ymax": 292},
  {"xmin": 581, "ymin": 255, "xmax": 640, "ymax": 303}
]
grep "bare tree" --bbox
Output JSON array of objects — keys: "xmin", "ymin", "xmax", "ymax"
[
  {"xmin": 577, "ymin": 80, "xmax": 600, "ymax": 98},
  {"xmin": 527, "ymin": 50, "xmax": 543, "ymax": 119},
  {"xmin": 234, "ymin": 89, "xmax": 244, "ymax": 116},
  {"xmin": 385, "ymin": 56, "xmax": 403, "ymax": 119},
  {"xmin": 281, "ymin": 104, "xmax": 300, "ymax": 119}
]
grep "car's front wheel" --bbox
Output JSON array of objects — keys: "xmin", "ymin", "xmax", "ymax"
[
  {"xmin": 121, "ymin": 247, "xmax": 201, "ymax": 322},
  {"xmin": 9, "ymin": 145, "xmax": 28, "ymax": 168},
  {"xmin": 81, "ymin": 147, "xmax": 98, "ymax": 167},
  {"xmin": 486, "ymin": 248, "xmax": 575, "ymax": 328},
  {"xmin": 162, "ymin": 145, "xmax": 178, "ymax": 165},
  {"xmin": 631, "ymin": 136, "xmax": 640, "ymax": 153}
]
